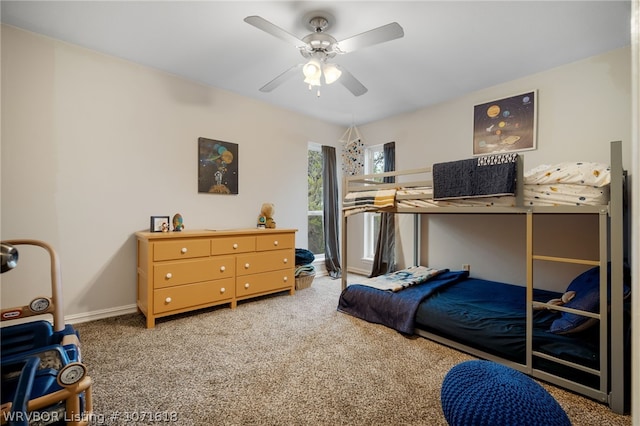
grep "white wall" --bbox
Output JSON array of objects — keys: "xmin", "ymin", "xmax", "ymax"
[
  {"xmin": 0, "ymin": 25, "xmax": 344, "ymax": 321},
  {"xmin": 347, "ymin": 47, "xmax": 631, "ymax": 289}
]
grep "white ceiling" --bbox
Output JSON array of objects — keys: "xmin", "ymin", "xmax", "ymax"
[{"xmin": 1, "ymin": 1, "xmax": 631, "ymax": 127}]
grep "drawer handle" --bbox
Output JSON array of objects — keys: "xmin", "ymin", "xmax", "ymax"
[
  {"xmin": 283, "ymin": 276, "xmax": 288, "ymax": 282},
  {"xmin": 165, "ymin": 297, "xmax": 172, "ymax": 304},
  {"xmin": 165, "ymin": 273, "xmax": 173, "ymax": 279},
  {"xmin": 244, "ymin": 283, "xmax": 250, "ymax": 289},
  {"xmin": 284, "ymin": 258, "xmax": 288, "ymax": 263},
  {"xmin": 220, "ymin": 287, "xmax": 226, "ymax": 294},
  {"xmin": 233, "ymin": 243, "xmax": 238, "ymax": 249},
  {"xmin": 273, "ymin": 240, "xmax": 279, "ymax": 246},
  {"xmin": 220, "ymin": 266, "xmax": 226, "ymax": 272},
  {"xmin": 181, "ymin": 247, "xmax": 188, "ymax": 254},
  {"xmin": 244, "ymin": 263, "xmax": 250, "ymax": 269}
]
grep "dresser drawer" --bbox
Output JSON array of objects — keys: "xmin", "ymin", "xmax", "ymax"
[
  {"xmin": 154, "ymin": 257, "xmax": 234, "ymax": 289},
  {"xmin": 236, "ymin": 269, "xmax": 293, "ymax": 298},
  {"xmin": 154, "ymin": 278, "xmax": 234, "ymax": 314},
  {"xmin": 153, "ymin": 239, "xmax": 210, "ymax": 261},
  {"xmin": 256, "ymin": 233, "xmax": 295, "ymax": 251},
  {"xmin": 236, "ymin": 250, "xmax": 294, "ymax": 276},
  {"xmin": 211, "ymin": 235, "xmax": 256, "ymax": 255}
]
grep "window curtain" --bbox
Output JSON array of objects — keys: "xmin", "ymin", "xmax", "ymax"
[
  {"xmin": 322, "ymin": 145, "xmax": 341, "ymax": 278},
  {"xmin": 370, "ymin": 142, "xmax": 396, "ymax": 277}
]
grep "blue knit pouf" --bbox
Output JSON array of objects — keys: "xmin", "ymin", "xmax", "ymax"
[{"xmin": 441, "ymin": 360, "xmax": 571, "ymax": 426}]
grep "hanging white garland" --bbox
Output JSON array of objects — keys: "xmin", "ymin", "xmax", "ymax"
[{"xmin": 340, "ymin": 126, "xmax": 364, "ymax": 176}]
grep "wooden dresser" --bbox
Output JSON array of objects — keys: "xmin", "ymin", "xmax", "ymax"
[{"xmin": 135, "ymin": 228, "xmax": 297, "ymax": 328}]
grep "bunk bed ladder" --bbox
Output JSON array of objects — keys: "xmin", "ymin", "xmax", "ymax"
[{"xmin": 526, "ymin": 209, "xmax": 609, "ymax": 403}]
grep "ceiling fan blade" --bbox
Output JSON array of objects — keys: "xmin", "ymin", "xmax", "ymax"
[
  {"xmin": 259, "ymin": 64, "xmax": 303, "ymax": 93},
  {"xmin": 336, "ymin": 65, "xmax": 368, "ymax": 97},
  {"xmin": 244, "ymin": 16, "xmax": 304, "ymax": 47},
  {"xmin": 336, "ymin": 22, "xmax": 404, "ymax": 53}
]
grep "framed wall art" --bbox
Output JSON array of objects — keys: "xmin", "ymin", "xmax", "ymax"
[
  {"xmin": 472, "ymin": 90, "xmax": 537, "ymax": 156},
  {"xmin": 150, "ymin": 216, "xmax": 170, "ymax": 232},
  {"xmin": 198, "ymin": 137, "xmax": 239, "ymax": 194}
]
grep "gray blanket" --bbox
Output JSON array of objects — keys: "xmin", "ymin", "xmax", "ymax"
[{"xmin": 433, "ymin": 153, "xmax": 517, "ymax": 200}]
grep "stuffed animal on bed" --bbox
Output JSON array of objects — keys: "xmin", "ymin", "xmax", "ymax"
[
  {"xmin": 533, "ymin": 290, "xmax": 576, "ymax": 310},
  {"xmin": 258, "ymin": 203, "xmax": 276, "ymax": 229}
]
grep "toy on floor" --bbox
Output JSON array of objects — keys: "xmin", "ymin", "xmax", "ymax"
[{"xmin": 1, "ymin": 239, "xmax": 93, "ymax": 425}]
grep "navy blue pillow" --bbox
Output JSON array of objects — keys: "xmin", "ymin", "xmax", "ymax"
[{"xmin": 549, "ymin": 264, "xmax": 630, "ymax": 334}]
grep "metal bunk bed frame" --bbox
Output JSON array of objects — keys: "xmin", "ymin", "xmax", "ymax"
[{"xmin": 340, "ymin": 141, "xmax": 626, "ymax": 413}]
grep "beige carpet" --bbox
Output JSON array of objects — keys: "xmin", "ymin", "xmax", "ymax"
[{"xmin": 75, "ymin": 275, "xmax": 631, "ymax": 425}]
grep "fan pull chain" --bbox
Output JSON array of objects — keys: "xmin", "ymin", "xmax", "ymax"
[{"xmin": 308, "ymin": 84, "xmax": 321, "ymax": 97}]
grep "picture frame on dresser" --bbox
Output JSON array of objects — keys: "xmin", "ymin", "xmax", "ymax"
[{"xmin": 150, "ymin": 216, "xmax": 170, "ymax": 232}]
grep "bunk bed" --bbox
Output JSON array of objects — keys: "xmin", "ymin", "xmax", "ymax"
[{"xmin": 338, "ymin": 141, "xmax": 629, "ymax": 414}]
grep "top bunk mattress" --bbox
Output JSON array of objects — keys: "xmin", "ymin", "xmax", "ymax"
[
  {"xmin": 344, "ymin": 158, "xmax": 613, "ymax": 213},
  {"xmin": 396, "ymin": 183, "xmax": 609, "ymax": 208},
  {"xmin": 396, "ymin": 161, "xmax": 612, "ymax": 208}
]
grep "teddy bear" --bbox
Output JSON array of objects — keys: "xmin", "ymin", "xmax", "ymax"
[{"xmin": 257, "ymin": 203, "xmax": 276, "ymax": 229}]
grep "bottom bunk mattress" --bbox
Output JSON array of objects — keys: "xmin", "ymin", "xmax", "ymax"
[
  {"xmin": 413, "ymin": 278, "xmax": 598, "ymax": 368},
  {"xmin": 338, "ymin": 270, "xmax": 630, "ymax": 390}
]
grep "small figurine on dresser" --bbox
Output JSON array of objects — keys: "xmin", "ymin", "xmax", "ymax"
[
  {"xmin": 257, "ymin": 203, "xmax": 276, "ymax": 229},
  {"xmin": 172, "ymin": 213, "xmax": 184, "ymax": 231}
]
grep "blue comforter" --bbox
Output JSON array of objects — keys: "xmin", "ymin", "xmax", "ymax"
[{"xmin": 337, "ymin": 270, "xmax": 469, "ymax": 334}]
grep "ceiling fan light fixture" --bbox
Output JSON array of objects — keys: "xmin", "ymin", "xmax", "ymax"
[{"xmin": 322, "ymin": 63, "xmax": 342, "ymax": 85}]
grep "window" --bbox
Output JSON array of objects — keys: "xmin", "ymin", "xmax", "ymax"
[
  {"xmin": 307, "ymin": 143, "xmax": 324, "ymax": 257},
  {"xmin": 363, "ymin": 144, "xmax": 385, "ymax": 260}
]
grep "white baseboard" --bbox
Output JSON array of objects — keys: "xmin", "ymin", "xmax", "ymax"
[
  {"xmin": 0, "ymin": 304, "xmax": 138, "ymax": 329},
  {"xmin": 312, "ymin": 260, "xmax": 368, "ymax": 278},
  {"xmin": 346, "ymin": 266, "xmax": 370, "ymax": 276},
  {"xmin": 65, "ymin": 304, "xmax": 138, "ymax": 325},
  {"xmin": 311, "ymin": 259, "xmax": 327, "ymax": 277}
]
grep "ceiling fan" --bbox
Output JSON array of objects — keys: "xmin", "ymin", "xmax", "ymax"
[{"xmin": 244, "ymin": 13, "xmax": 404, "ymax": 97}]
